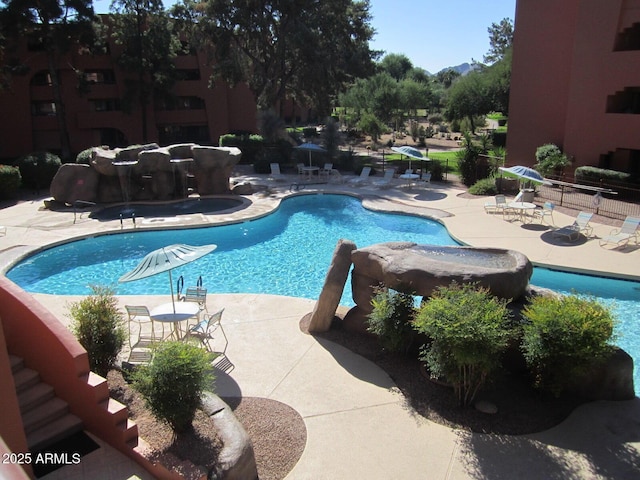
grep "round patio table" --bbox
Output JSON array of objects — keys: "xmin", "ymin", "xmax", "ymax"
[{"xmin": 150, "ymin": 302, "xmax": 200, "ymax": 339}]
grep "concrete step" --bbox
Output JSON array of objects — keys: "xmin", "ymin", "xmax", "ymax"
[
  {"xmin": 22, "ymin": 397, "xmax": 70, "ymax": 435},
  {"xmin": 17, "ymin": 382, "xmax": 55, "ymax": 413},
  {"xmin": 13, "ymin": 367, "xmax": 40, "ymax": 393},
  {"xmin": 26, "ymin": 413, "xmax": 83, "ymax": 452},
  {"xmin": 9, "ymin": 354, "xmax": 24, "ymax": 373}
]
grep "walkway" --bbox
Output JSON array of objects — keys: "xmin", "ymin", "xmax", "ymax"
[{"xmin": 1, "ymin": 171, "xmax": 639, "ymax": 479}]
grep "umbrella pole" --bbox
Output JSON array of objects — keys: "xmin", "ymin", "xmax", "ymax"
[{"xmin": 169, "ymin": 270, "xmax": 176, "ymax": 313}]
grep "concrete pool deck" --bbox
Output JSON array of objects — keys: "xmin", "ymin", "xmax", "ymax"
[{"xmin": 1, "ymin": 171, "xmax": 639, "ymax": 479}]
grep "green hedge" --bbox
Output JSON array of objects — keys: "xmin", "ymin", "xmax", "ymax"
[
  {"xmin": 14, "ymin": 151, "xmax": 61, "ymax": 190},
  {"xmin": 575, "ymin": 166, "xmax": 632, "ymax": 185},
  {"xmin": 0, "ymin": 165, "xmax": 22, "ymax": 199},
  {"xmin": 219, "ymin": 134, "xmax": 264, "ymax": 163}
]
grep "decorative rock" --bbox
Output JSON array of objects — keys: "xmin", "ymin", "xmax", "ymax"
[
  {"xmin": 49, "ymin": 163, "xmax": 100, "ymax": 204},
  {"xmin": 115, "ymin": 143, "xmax": 159, "ymax": 161},
  {"xmin": 350, "ymin": 242, "xmax": 533, "ymax": 310},
  {"xmin": 192, "ymin": 146, "xmax": 242, "ymax": 195},
  {"xmin": 167, "ymin": 143, "xmax": 196, "ymax": 159},
  {"xmin": 566, "ymin": 348, "xmax": 636, "ymax": 400},
  {"xmin": 475, "ymin": 400, "xmax": 498, "ymax": 414},
  {"xmin": 231, "ymin": 182, "xmax": 254, "ymax": 195},
  {"xmin": 306, "ymin": 239, "xmax": 357, "ymax": 333},
  {"xmin": 201, "ymin": 392, "xmax": 258, "ymax": 480},
  {"xmin": 136, "ymin": 148, "xmax": 172, "ymax": 174},
  {"xmin": 91, "ymin": 147, "xmax": 118, "ymax": 176}
]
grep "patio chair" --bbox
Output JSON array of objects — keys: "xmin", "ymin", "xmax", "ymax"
[
  {"xmin": 125, "ymin": 305, "xmax": 165, "ymax": 361},
  {"xmin": 532, "ymin": 202, "xmax": 555, "ymax": 226},
  {"xmin": 373, "ymin": 168, "xmax": 396, "ymax": 189},
  {"xmin": 599, "ymin": 216, "xmax": 640, "ymax": 248},
  {"xmin": 484, "ymin": 194, "xmax": 507, "ymax": 214},
  {"xmin": 319, "ymin": 163, "xmax": 334, "ymax": 179},
  {"xmin": 269, "ymin": 163, "xmax": 286, "ymax": 182},
  {"xmin": 296, "ymin": 163, "xmax": 305, "ymax": 180},
  {"xmin": 183, "ymin": 308, "xmax": 228, "ymax": 355},
  {"xmin": 421, "ymin": 172, "xmax": 432, "ymax": 186},
  {"xmin": 552, "ymin": 211, "xmax": 594, "ymax": 241},
  {"xmin": 348, "ymin": 166, "xmax": 371, "ymax": 186}
]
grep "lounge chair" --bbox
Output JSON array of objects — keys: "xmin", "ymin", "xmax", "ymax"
[
  {"xmin": 599, "ymin": 216, "xmax": 640, "ymax": 248},
  {"xmin": 373, "ymin": 168, "xmax": 396, "ymax": 189},
  {"xmin": 532, "ymin": 202, "xmax": 555, "ymax": 226},
  {"xmin": 348, "ymin": 166, "xmax": 371, "ymax": 186},
  {"xmin": 484, "ymin": 194, "xmax": 507, "ymax": 214},
  {"xmin": 421, "ymin": 172, "xmax": 432, "ymax": 186},
  {"xmin": 552, "ymin": 211, "xmax": 593, "ymax": 241},
  {"xmin": 269, "ymin": 163, "xmax": 286, "ymax": 181},
  {"xmin": 183, "ymin": 308, "xmax": 228, "ymax": 355},
  {"xmin": 319, "ymin": 163, "xmax": 333, "ymax": 179}
]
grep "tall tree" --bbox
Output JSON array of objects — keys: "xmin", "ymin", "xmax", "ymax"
[
  {"xmin": 484, "ymin": 17, "xmax": 513, "ymax": 64},
  {"xmin": 445, "ymin": 72, "xmax": 491, "ymax": 133},
  {"xmin": 110, "ymin": 0, "xmax": 181, "ymax": 142},
  {"xmin": 0, "ymin": 0, "xmax": 95, "ymax": 159},
  {"xmin": 175, "ymin": 0, "xmax": 377, "ymax": 115},
  {"xmin": 379, "ymin": 53, "xmax": 413, "ymax": 81}
]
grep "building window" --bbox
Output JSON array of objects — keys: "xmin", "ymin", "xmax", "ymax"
[
  {"xmin": 92, "ymin": 99, "xmax": 121, "ymax": 112},
  {"xmin": 84, "ymin": 70, "xmax": 116, "ymax": 84},
  {"xmin": 614, "ymin": 22, "xmax": 640, "ymax": 51},
  {"xmin": 606, "ymin": 87, "xmax": 640, "ymax": 114},
  {"xmin": 158, "ymin": 125, "xmax": 209, "ymax": 144},
  {"xmin": 176, "ymin": 69, "xmax": 201, "ymax": 81},
  {"xmin": 30, "ymin": 71, "xmax": 53, "ymax": 86},
  {"xmin": 31, "ymin": 101, "xmax": 57, "ymax": 116},
  {"xmin": 157, "ymin": 96, "xmax": 205, "ymax": 111}
]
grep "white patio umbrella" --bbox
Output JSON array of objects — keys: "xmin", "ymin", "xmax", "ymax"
[
  {"xmin": 391, "ymin": 145, "xmax": 426, "ymax": 171},
  {"xmin": 295, "ymin": 142, "xmax": 326, "ymax": 167},
  {"xmin": 498, "ymin": 165, "xmax": 552, "ymax": 188},
  {"xmin": 119, "ymin": 243, "xmax": 217, "ymax": 313}
]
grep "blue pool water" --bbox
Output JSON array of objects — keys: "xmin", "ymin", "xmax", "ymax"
[{"xmin": 6, "ymin": 194, "xmax": 640, "ymax": 394}]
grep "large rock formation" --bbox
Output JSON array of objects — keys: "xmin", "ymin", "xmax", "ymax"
[
  {"xmin": 49, "ymin": 144, "xmax": 243, "ymax": 204},
  {"xmin": 344, "ymin": 242, "xmax": 533, "ymax": 332},
  {"xmin": 304, "ymin": 239, "xmax": 357, "ymax": 333}
]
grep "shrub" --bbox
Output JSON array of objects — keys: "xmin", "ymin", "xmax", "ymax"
[
  {"xmin": 69, "ymin": 286, "xmax": 126, "ymax": 376},
  {"xmin": 521, "ymin": 294, "xmax": 616, "ymax": 396},
  {"xmin": 491, "ymin": 130, "xmax": 507, "ymax": 147},
  {"xmin": 302, "ymin": 127, "xmax": 318, "ymax": 138},
  {"xmin": 0, "ymin": 164, "xmax": 21, "ymax": 199},
  {"xmin": 428, "ymin": 160, "xmax": 445, "ymax": 182},
  {"xmin": 456, "ymin": 132, "xmax": 480, "ymax": 186},
  {"xmin": 219, "ymin": 134, "xmax": 264, "ymax": 164},
  {"xmin": 413, "ymin": 283, "xmax": 513, "ymax": 406},
  {"xmin": 535, "ymin": 143, "xmax": 571, "ymax": 176},
  {"xmin": 468, "ymin": 177, "xmax": 498, "ymax": 195},
  {"xmin": 75, "ymin": 147, "xmax": 95, "ymax": 165},
  {"xmin": 575, "ymin": 166, "xmax": 632, "ymax": 185},
  {"xmin": 366, "ymin": 288, "xmax": 416, "ymax": 354},
  {"xmin": 133, "ymin": 341, "xmax": 214, "ymax": 435},
  {"xmin": 14, "ymin": 151, "xmax": 61, "ymax": 190}
]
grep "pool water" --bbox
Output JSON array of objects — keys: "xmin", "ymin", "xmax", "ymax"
[{"xmin": 6, "ymin": 194, "xmax": 640, "ymax": 394}]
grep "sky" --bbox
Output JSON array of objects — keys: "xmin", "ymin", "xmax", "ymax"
[{"xmin": 93, "ymin": 0, "xmax": 516, "ymax": 74}]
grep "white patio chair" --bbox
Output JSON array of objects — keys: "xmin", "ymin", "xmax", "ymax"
[
  {"xmin": 552, "ymin": 211, "xmax": 594, "ymax": 241},
  {"xmin": 373, "ymin": 168, "xmax": 396, "ymax": 189},
  {"xmin": 532, "ymin": 202, "xmax": 555, "ymax": 226},
  {"xmin": 599, "ymin": 216, "xmax": 640, "ymax": 248},
  {"xmin": 183, "ymin": 308, "xmax": 228, "ymax": 355},
  {"xmin": 484, "ymin": 194, "xmax": 507, "ymax": 214},
  {"xmin": 319, "ymin": 163, "xmax": 333, "ymax": 179},
  {"xmin": 269, "ymin": 163, "xmax": 286, "ymax": 181},
  {"xmin": 347, "ymin": 166, "xmax": 372, "ymax": 186}
]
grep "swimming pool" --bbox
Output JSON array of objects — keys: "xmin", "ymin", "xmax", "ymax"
[{"xmin": 5, "ymin": 193, "xmax": 640, "ymax": 394}]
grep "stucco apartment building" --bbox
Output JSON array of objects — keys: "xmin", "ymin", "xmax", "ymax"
[
  {"xmin": 0, "ymin": 15, "xmax": 308, "ymax": 161},
  {"xmin": 507, "ymin": 0, "xmax": 640, "ymax": 177}
]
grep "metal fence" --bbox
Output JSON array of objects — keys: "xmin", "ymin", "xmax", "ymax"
[{"xmin": 536, "ymin": 177, "xmax": 640, "ymax": 220}]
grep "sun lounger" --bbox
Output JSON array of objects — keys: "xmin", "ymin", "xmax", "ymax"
[
  {"xmin": 373, "ymin": 168, "xmax": 396, "ymax": 189},
  {"xmin": 599, "ymin": 216, "xmax": 640, "ymax": 248},
  {"xmin": 552, "ymin": 212, "xmax": 593, "ymax": 241},
  {"xmin": 269, "ymin": 163, "xmax": 286, "ymax": 181},
  {"xmin": 348, "ymin": 166, "xmax": 371, "ymax": 186}
]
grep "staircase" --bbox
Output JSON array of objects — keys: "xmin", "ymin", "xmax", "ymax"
[{"xmin": 11, "ymin": 355, "xmax": 84, "ymax": 452}]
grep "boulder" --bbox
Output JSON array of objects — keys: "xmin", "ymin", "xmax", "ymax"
[
  {"xmin": 135, "ymin": 148, "xmax": 172, "ymax": 174},
  {"xmin": 566, "ymin": 348, "xmax": 636, "ymax": 401},
  {"xmin": 350, "ymin": 242, "xmax": 533, "ymax": 312},
  {"xmin": 231, "ymin": 182, "xmax": 254, "ymax": 195},
  {"xmin": 91, "ymin": 147, "xmax": 118, "ymax": 176},
  {"xmin": 306, "ymin": 239, "xmax": 357, "ymax": 333},
  {"xmin": 167, "ymin": 143, "xmax": 196, "ymax": 159},
  {"xmin": 115, "ymin": 143, "xmax": 159, "ymax": 161},
  {"xmin": 49, "ymin": 163, "xmax": 100, "ymax": 205},
  {"xmin": 192, "ymin": 146, "xmax": 242, "ymax": 195}
]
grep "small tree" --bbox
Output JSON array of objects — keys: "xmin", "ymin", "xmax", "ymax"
[
  {"xmin": 535, "ymin": 143, "xmax": 571, "ymax": 177},
  {"xmin": 456, "ymin": 132, "xmax": 481, "ymax": 186},
  {"xmin": 366, "ymin": 287, "xmax": 416, "ymax": 354},
  {"xmin": 358, "ymin": 112, "xmax": 385, "ymax": 143},
  {"xmin": 521, "ymin": 294, "xmax": 616, "ymax": 396},
  {"xmin": 413, "ymin": 283, "xmax": 512, "ymax": 406},
  {"xmin": 133, "ymin": 341, "xmax": 214, "ymax": 435},
  {"xmin": 69, "ymin": 286, "xmax": 126, "ymax": 376}
]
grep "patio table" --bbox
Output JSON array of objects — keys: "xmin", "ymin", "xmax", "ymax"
[{"xmin": 150, "ymin": 302, "xmax": 200, "ymax": 340}]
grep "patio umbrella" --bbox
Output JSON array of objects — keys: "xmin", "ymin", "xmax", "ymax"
[
  {"xmin": 391, "ymin": 146, "xmax": 425, "ymax": 171},
  {"xmin": 295, "ymin": 142, "xmax": 326, "ymax": 167},
  {"xmin": 498, "ymin": 165, "xmax": 552, "ymax": 187},
  {"xmin": 119, "ymin": 243, "xmax": 217, "ymax": 313}
]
